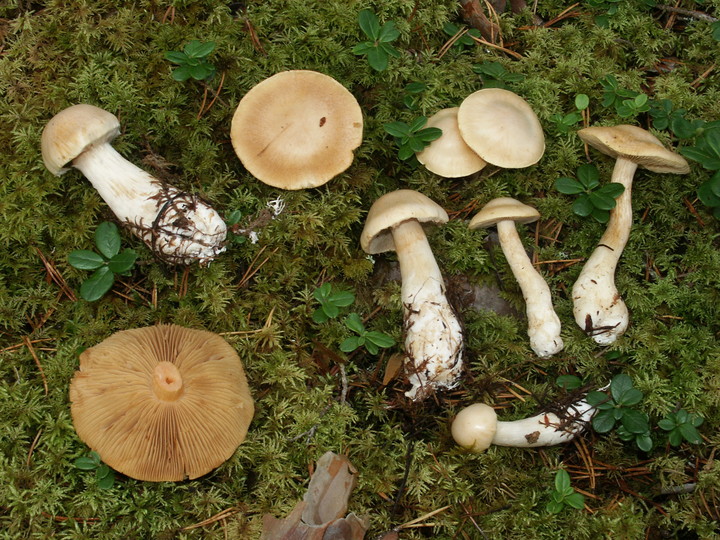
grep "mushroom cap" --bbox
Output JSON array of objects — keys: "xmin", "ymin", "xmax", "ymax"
[
  {"xmin": 415, "ymin": 108, "xmax": 487, "ymax": 178},
  {"xmin": 457, "ymin": 88, "xmax": 545, "ymax": 168},
  {"xmin": 230, "ymin": 70, "xmax": 364, "ymax": 190},
  {"xmin": 578, "ymin": 124, "xmax": 690, "ymax": 174},
  {"xmin": 360, "ymin": 189, "xmax": 448, "ymax": 254},
  {"xmin": 469, "ymin": 197, "xmax": 540, "ymax": 229},
  {"xmin": 41, "ymin": 104, "xmax": 121, "ymax": 176},
  {"xmin": 69, "ymin": 324, "xmax": 254, "ymax": 482},
  {"xmin": 451, "ymin": 403, "xmax": 498, "ymax": 452}
]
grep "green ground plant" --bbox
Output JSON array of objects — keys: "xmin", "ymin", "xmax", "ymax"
[
  {"xmin": 164, "ymin": 39, "xmax": 217, "ymax": 82},
  {"xmin": 73, "ymin": 451, "xmax": 115, "ymax": 490},
  {"xmin": 67, "ymin": 222, "xmax": 137, "ymax": 302},
  {"xmin": 547, "ymin": 469, "xmax": 586, "ymax": 514},
  {"xmin": 352, "ymin": 9, "xmax": 401, "ymax": 72},
  {"xmin": 384, "ymin": 116, "xmax": 443, "ymax": 161},
  {"xmin": 555, "ymin": 163, "xmax": 624, "ymax": 223}
]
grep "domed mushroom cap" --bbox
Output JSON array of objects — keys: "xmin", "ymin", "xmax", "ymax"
[
  {"xmin": 578, "ymin": 124, "xmax": 690, "ymax": 174},
  {"xmin": 361, "ymin": 189, "xmax": 448, "ymax": 254},
  {"xmin": 469, "ymin": 197, "xmax": 540, "ymax": 229},
  {"xmin": 451, "ymin": 403, "xmax": 498, "ymax": 452},
  {"xmin": 415, "ymin": 108, "xmax": 486, "ymax": 178},
  {"xmin": 457, "ymin": 88, "xmax": 545, "ymax": 169},
  {"xmin": 41, "ymin": 104, "xmax": 120, "ymax": 176},
  {"xmin": 69, "ymin": 324, "xmax": 254, "ymax": 482},
  {"xmin": 230, "ymin": 70, "xmax": 363, "ymax": 190}
]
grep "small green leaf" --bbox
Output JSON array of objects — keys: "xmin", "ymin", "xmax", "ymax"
[
  {"xmin": 365, "ymin": 340, "xmax": 379, "ymax": 355},
  {"xmin": 96, "ymin": 464, "xmax": 112, "ymax": 480},
  {"xmin": 636, "ymin": 433, "xmax": 653, "ymax": 452},
  {"xmin": 322, "ymin": 303, "xmax": 340, "ymax": 319},
  {"xmin": 565, "ymin": 492, "xmax": 585, "ymax": 509},
  {"xmin": 587, "ymin": 191, "xmax": 617, "ymax": 211},
  {"xmin": 95, "ymin": 222, "xmax": 121, "ymax": 259},
  {"xmin": 599, "ymin": 183, "xmax": 625, "ymax": 199},
  {"xmin": 576, "ymin": 164, "xmax": 600, "ymax": 189},
  {"xmin": 365, "ymin": 331, "xmax": 395, "ymax": 348},
  {"xmin": 312, "ymin": 308, "xmax": 329, "ymax": 324},
  {"xmin": 384, "ymin": 121, "xmax": 410, "ymax": 138},
  {"xmin": 678, "ymin": 423, "xmax": 702, "ymax": 444},
  {"xmin": 184, "ymin": 40, "xmax": 215, "ymax": 58},
  {"xmin": 226, "ymin": 209, "xmax": 243, "ymax": 226},
  {"xmin": 397, "ymin": 144, "xmax": 416, "ymax": 161},
  {"xmin": 575, "ymin": 94, "xmax": 590, "ymax": 110},
  {"xmin": 555, "ymin": 469, "xmax": 571, "ymax": 492},
  {"xmin": 74, "ymin": 457, "xmax": 99, "ymax": 471},
  {"xmin": 377, "ymin": 21, "xmax": 400, "ymax": 42},
  {"xmin": 358, "ymin": 9, "xmax": 380, "ymax": 40},
  {"xmin": 97, "ymin": 470, "xmax": 115, "ymax": 490},
  {"xmin": 344, "ymin": 313, "xmax": 366, "ymax": 335},
  {"xmin": 408, "ymin": 116, "xmax": 428, "ymax": 132},
  {"xmin": 657, "ymin": 418, "xmax": 675, "ymax": 431},
  {"xmin": 68, "ymin": 250, "xmax": 106, "ymax": 270},
  {"xmin": 405, "ymin": 82, "xmax": 427, "ymax": 94},
  {"xmin": 172, "ymin": 65, "xmax": 193, "ymax": 81},
  {"xmin": 556, "ymin": 375, "xmax": 582, "ymax": 390},
  {"xmin": 107, "ymin": 249, "xmax": 137, "ymax": 274},
  {"xmin": 555, "ymin": 177, "xmax": 585, "ymax": 195},
  {"xmin": 668, "ymin": 429, "xmax": 683, "ymax": 447},
  {"xmin": 331, "ymin": 290, "xmax": 355, "ymax": 307},
  {"xmin": 80, "ymin": 267, "xmax": 115, "ymax": 302},
  {"xmin": 164, "ymin": 51, "xmax": 189, "ymax": 64},
  {"xmin": 314, "ymin": 283, "xmax": 332, "ymax": 302},
  {"xmin": 610, "ymin": 374, "xmax": 634, "ymax": 403},
  {"xmin": 586, "ymin": 391, "xmax": 610, "ymax": 407},
  {"xmin": 616, "ymin": 387, "xmax": 643, "ymax": 407},
  {"xmin": 572, "ymin": 195, "xmax": 594, "ymax": 217},
  {"xmin": 620, "ymin": 409, "xmax": 650, "ymax": 434},
  {"xmin": 340, "ymin": 336, "xmax": 361, "ymax": 353},
  {"xmin": 351, "ymin": 42, "xmax": 375, "ymax": 55},
  {"xmin": 592, "ymin": 409, "xmax": 617, "ymax": 433},
  {"xmin": 546, "ymin": 500, "xmax": 564, "ymax": 514}
]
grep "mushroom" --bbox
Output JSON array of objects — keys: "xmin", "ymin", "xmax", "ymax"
[
  {"xmin": 41, "ymin": 104, "xmax": 227, "ymax": 265},
  {"xmin": 69, "ymin": 324, "xmax": 254, "ymax": 481},
  {"xmin": 457, "ymin": 88, "xmax": 545, "ymax": 169},
  {"xmin": 361, "ymin": 189, "xmax": 463, "ymax": 400},
  {"xmin": 469, "ymin": 198, "xmax": 563, "ymax": 357},
  {"xmin": 415, "ymin": 107, "xmax": 486, "ymax": 178},
  {"xmin": 230, "ymin": 70, "xmax": 363, "ymax": 190},
  {"xmin": 573, "ymin": 125, "xmax": 690, "ymax": 344},
  {"xmin": 451, "ymin": 400, "xmax": 594, "ymax": 452}
]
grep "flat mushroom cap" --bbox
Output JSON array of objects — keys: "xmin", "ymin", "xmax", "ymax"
[
  {"xmin": 469, "ymin": 197, "xmax": 540, "ymax": 229},
  {"xmin": 451, "ymin": 403, "xmax": 498, "ymax": 452},
  {"xmin": 69, "ymin": 324, "xmax": 254, "ymax": 482},
  {"xmin": 415, "ymin": 107, "xmax": 486, "ymax": 178},
  {"xmin": 457, "ymin": 88, "xmax": 545, "ymax": 169},
  {"xmin": 361, "ymin": 189, "xmax": 448, "ymax": 254},
  {"xmin": 41, "ymin": 104, "xmax": 120, "ymax": 176},
  {"xmin": 230, "ymin": 70, "xmax": 363, "ymax": 190},
  {"xmin": 578, "ymin": 124, "xmax": 690, "ymax": 174}
]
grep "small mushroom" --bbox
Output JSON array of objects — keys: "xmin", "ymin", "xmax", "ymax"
[
  {"xmin": 573, "ymin": 125, "xmax": 690, "ymax": 344},
  {"xmin": 69, "ymin": 324, "xmax": 254, "ymax": 481},
  {"xmin": 361, "ymin": 189, "xmax": 463, "ymax": 400},
  {"xmin": 457, "ymin": 88, "xmax": 545, "ymax": 168},
  {"xmin": 41, "ymin": 104, "xmax": 226, "ymax": 265},
  {"xmin": 469, "ymin": 198, "xmax": 563, "ymax": 357},
  {"xmin": 451, "ymin": 401, "xmax": 594, "ymax": 452},
  {"xmin": 415, "ymin": 107, "xmax": 486, "ymax": 178},
  {"xmin": 230, "ymin": 70, "xmax": 363, "ymax": 190}
]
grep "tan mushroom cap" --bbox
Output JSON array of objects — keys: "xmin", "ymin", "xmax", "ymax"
[
  {"xmin": 361, "ymin": 189, "xmax": 448, "ymax": 254},
  {"xmin": 451, "ymin": 403, "xmax": 498, "ymax": 452},
  {"xmin": 457, "ymin": 88, "xmax": 545, "ymax": 169},
  {"xmin": 41, "ymin": 104, "xmax": 120, "ymax": 176},
  {"xmin": 230, "ymin": 70, "xmax": 363, "ymax": 190},
  {"xmin": 578, "ymin": 124, "xmax": 690, "ymax": 174},
  {"xmin": 415, "ymin": 108, "xmax": 487, "ymax": 178},
  {"xmin": 469, "ymin": 197, "xmax": 540, "ymax": 229},
  {"xmin": 69, "ymin": 324, "xmax": 254, "ymax": 482}
]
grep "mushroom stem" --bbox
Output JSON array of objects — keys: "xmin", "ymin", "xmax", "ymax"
[
  {"xmin": 496, "ymin": 220, "xmax": 563, "ymax": 357},
  {"xmin": 492, "ymin": 402, "xmax": 594, "ymax": 447},
  {"xmin": 152, "ymin": 361, "xmax": 184, "ymax": 401},
  {"xmin": 572, "ymin": 158, "xmax": 637, "ymax": 345},
  {"xmin": 391, "ymin": 219, "xmax": 464, "ymax": 401},
  {"xmin": 72, "ymin": 141, "xmax": 227, "ymax": 265}
]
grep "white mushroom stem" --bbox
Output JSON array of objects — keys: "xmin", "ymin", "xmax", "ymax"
[
  {"xmin": 572, "ymin": 158, "xmax": 636, "ymax": 345},
  {"xmin": 496, "ymin": 220, "xmax": 563, "ymax": 357},
  {"xmin": 391, "ymin": 219, "xmax": 463, "ymax": 401},
  {"xmin": 72, "ymin": 142, "xmax": 227, "ymax": 265},
  {"xmin": 492, "ymin": 402, "xmax": 594, "ymax": 447}
]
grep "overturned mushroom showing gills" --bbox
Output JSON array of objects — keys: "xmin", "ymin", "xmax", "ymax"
[
  {"xmin": 573, "ymin": 125, "xmax": 690, "ymax": 345},
  {"xmin": 415, "ymin": 107, "xmax": 486, "ymax": 178},
  {"xmin": 230, "ymin": 70, "xmax": 363, "ymax": 189},
  {"xmin": 361, "ymin": 189, "xmax": 463, "ymax": 400},
  {"xmin": 469, "ymin": 197, "xmax": 563, "ymax": 357},
  {"xmin": 451, "ymin": 401, "xmax": 594, "ymax": 452},
  {"xmin": 69, "ymin": 324, "xmax": 254, "ymax": 482},
  {"xmin": 457, "ymin": 88, "xmax": 545, "ymax": 168},
  {"xmin": 41, "ymin": 104, "xmax": 226, "ymax": 265}
]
